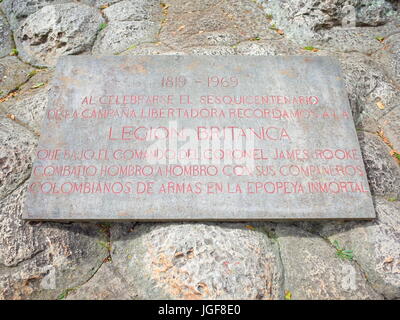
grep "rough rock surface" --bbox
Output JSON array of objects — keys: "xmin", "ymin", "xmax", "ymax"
[
  {"xmin": 358, "ymin": 132, "xmax": 400, "ymax": 198},
  {"xmin": 263, "ymin": 0, "xmax": 398, "ymax": 44},
  {"xmin": 0, "ymin": 69, "xmax": 53, "ymax": 133},
  {"xmin": 65, "ymin": 262, "xmax": 133, "ymax": 300},
  {"xmin": 337, "ymin": 52, "xmax": 399, "ymax": 132},
  {"xmin": 0, "ymin": 182, "xmax": 109, "ymax": 299},
  {"xmin": 121, "ymin": 42, "xmax": 186, "ymax": 56},
  {"xmin": 316, "ymin": 22, "xmax": 398, "ymax": 55},
  {"xmin": 67, "ymin": 223, "xmax": 284, "ymax": 300},
  {"xmin": 1, "ymin": 89, "xmax": 48, "ymax": 133},
  {"xmin": 0, "ymin": 56, "xmax": 33, "ymax": 98},
  {"xmin": 188, "ymin": 46, "xmax": 235, "ymax": 56},
  {"xmin": 0, "ymin": 0, "xmax": 399, "ymax": 300},
  {"xmin": 379, "ymin": 107, "xmax": 400, "ymax": 152},
  {"xmin": 1, "ymin": 0, "xmax": 75, "ymax": 31},
  {"xmin": 235, "ymin": 39, "xmax": 301, "ymax": 56},
  {"xmin": 0, "ymin": 1, "xmax": 108, "ymax": 30},
  {"xmin": 91, "ymin": 0, "xmax": 124, "ymax": 9},
  {"xmin": 0, "ymin": 117, "xmax": 37, "ymax": 200},
  {"xmin": 15, "ymin": 3, "xmax": 104, "ymax": 67},
  {"xmin": 0, "ymin": 11, "xmax": 13, "ymax": 58},
  {"xmin": 120, "ymin": 42, "xmax": 177, "ymax": 56},
  {"xmin": 160, "ymin": 0, "xmax": 281, "ymax": 49},
  {"xmin": 272, "ymin": 223, "xmax": 382, "ymax": 300},
  {"xmin": 119, "ymin": 223, "xmax": 282, "ymax": 300},
  {"xmin": 373, "ymin": 33, "xmax": 400, "ymax": 87},
  {"xmin": 299, "ymin": 197, "xmax": 400, "ymax": 300},
  {"xmin": 92, "ymin": 0, "xmax": 161, "ymax": 55}
]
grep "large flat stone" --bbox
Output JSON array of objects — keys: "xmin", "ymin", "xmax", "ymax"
[
  {"xmin": 0, "ymin": 11, "xmax": 13, "ymax": 58},
  {"xmin": 65, "ymin": 262, "xmax": 133, "ymax": 300},
  {"xmin": 379, "ymin": 107, "xmax": 400, "ymax": 152},
  {"xmin": 273, "ymin": 224, "xmax": 383, "ymax": 300},
  {"xmin": 109, "ymin": 223, "xmax": 283, "ymax": 299},
  {"xmin": 0, "ymin": 69, "xmax": 54, "ymax": 134},
  {"xmin": 303, "ymin": 197, "xmax": 400, "ymax": 299},
  {"xmin": 0, "ymin": 182, "xmax": 109, "ymax": 299},
  {"xmin": 0, "ymin": 117, "xmax": 37, "ymax": 200},
  {"xmin": 0, "ymin": 0, "xmax": 75, "ymax": 30},
  {"xmin": 338, "ymin": 53, "xmax": 399, "ymax": 125},
  {"xmin": 92, "ymin": 0, "xmax": 162, "ymax": 55},
  {"xmin": 1, "ymin": 88, "xmax": 49, "ymax": 134},
  {"xmin": 24, "ymin": 55, "xmax": 375, "ymax": 220},
  {"xmin": 358, "ymin": 132, "xmax": 400, "ymax": 198},
  {"xmin": 15, "ymin": 3, "xmax": 104, "ymax": 67},
  {"xmin": 373, "ymin": 33, "xmax": 400, "ymax": 87},
  {"xmin": 263, "ymin": 0, "xmax": 398, "ymax": 45},
  {"xmin": 0, "ymin": 56, "xmax": 33, "ymax": 98},
  {"xmin": 159, "ymin": 0, "xmax": 280, "ymax": 49}
]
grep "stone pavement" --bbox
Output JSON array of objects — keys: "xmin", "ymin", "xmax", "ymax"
[{"xmin": 0, "ymin": 0, "xmax": 399, "ymax": 299}]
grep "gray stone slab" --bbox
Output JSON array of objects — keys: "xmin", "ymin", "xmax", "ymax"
[{"xmin": 23, "ymin": 55, "xmax": 376, "ymax": 221}]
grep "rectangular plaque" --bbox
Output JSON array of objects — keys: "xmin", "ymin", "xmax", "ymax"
[{"xmin": 24, "ymin": 55, "xmax": 376, "ymax": 220}]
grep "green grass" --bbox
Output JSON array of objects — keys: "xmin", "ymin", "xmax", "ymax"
[
  {"xmin": 303, "ymin": 46, "xmax": 318, "ymax": 51},
  {"xmin": 31, "ymin": 82, "xmax": 45, "ymax": 89},
  {"xmin": 284, "ymin": 290, "xmax": 292, "ymax": 300},
  {"xmin": 97, "ymin": 240, "xmax": 111, "ymax": 251},
  {"xmin": 126, "ymin": 44, "xmax": 137, "ymax": 51},
  {"xmin": 57, "ymin": 288, "xmax": 76, "ymax": 300},
  {"xmin": 269, "ymin": 24, "xmax": 278, "ymax": 31},
  {"xmin": 27, "ymin": 70, "xmax": 38, "ymax": 79},
  {"xmin": 99, "ymin": 23, "xmax": 107, "ymax": 31}
]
